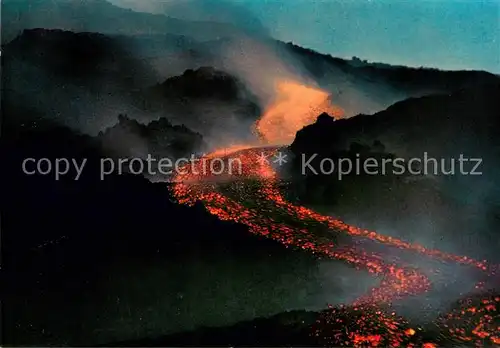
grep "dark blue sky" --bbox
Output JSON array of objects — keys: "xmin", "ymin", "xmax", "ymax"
[{"xmin": 111, "ymin": 0, "xmax": 500, "ymax": 73}]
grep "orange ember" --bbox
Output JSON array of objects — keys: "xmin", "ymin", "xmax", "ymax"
[
  {"xmin": 405, "ymin": 328, "xmax": 416, "ymax": 336},
  {"xmin": 255, "ymin": 80, "xmax": 343, "ymax": 145},
  {"xmin": 422, "ymin": 343, "xmax": 437, "ymax": 348}
]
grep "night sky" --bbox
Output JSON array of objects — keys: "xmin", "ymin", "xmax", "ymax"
[{"xmin": 110, "ymin": 0, "xmax": 500, "ymax": 73}]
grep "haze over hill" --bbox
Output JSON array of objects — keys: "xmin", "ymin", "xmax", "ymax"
[
  {"xmin": 1, "ymin": 0, "xmax": 252, "ymax": 44},
  {"xmin": 105, "ymin": 0, "xmax": 499, "ymax": 74},
  {"xmin": 3, "ymin": 1, "xmax": 500, "ymax": 346},
  {"xmin": 3, "ymin": 24, "xmax": 498, "ymax": 140}
]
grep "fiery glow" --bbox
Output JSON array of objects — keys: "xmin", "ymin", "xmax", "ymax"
[
  {"xmin": 405, "ymin": 328, "xmax": 416, "ymax": 336},
  {"xmin": 255, "ymin": 80, "xmax": 344, "ymax": 145},
  {"xmin": 422, "ymin": 343, "xmax": 437, "ymax": 348},
  {"xmin": 171, "ymin": 147, "xmax": 498, "ymax": 346},
  {"xmin": 169, "ymin": 79, "xmax": 498, "ymax": 346},
  {"xmin": 204, "ymin": 144, "xmax": 254, "ymax": 158}
]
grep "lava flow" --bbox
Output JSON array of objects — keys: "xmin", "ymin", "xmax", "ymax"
[{"xmin": 170, "ymin": 80, "xmax": 499, "ymax": 347}]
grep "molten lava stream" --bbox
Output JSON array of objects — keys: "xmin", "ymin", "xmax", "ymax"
[
  {"xmin": 171, "ymin": 80, "xmax": 498, "ymax": 346},
  {"xmin": 171, "ymin": 147, "xmax": 498, "ymax": 347}
]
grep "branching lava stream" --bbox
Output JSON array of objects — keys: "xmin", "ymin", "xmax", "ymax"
[{"xmin": 170, "ymin": 80, "xmax": 499, "ymax": 347}]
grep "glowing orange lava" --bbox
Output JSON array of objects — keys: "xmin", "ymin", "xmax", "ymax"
[
  {"xmin": 170, "ymin": 80, "xmax": 498, "ymax": 347},
  {"xmin": 255, "ymin": 80, "xmax": 343, "ymax": 145}
]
